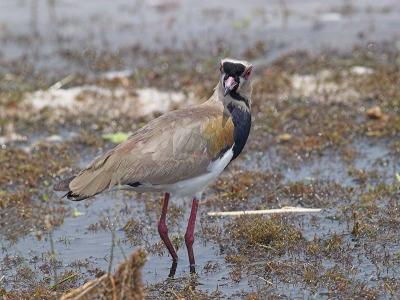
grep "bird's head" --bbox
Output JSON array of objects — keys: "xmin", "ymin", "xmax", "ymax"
[{"xmin": 219, "ymin": 58, "xmax": 253, "ymax": 106}]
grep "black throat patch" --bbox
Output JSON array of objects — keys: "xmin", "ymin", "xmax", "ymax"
[
  {"xmin": 227, "ymin": 102, "xmax": 251, "ymax": 161},
  {"xmin": 230, "ymin": 91, "xmax": 250, "ymax": 108}
]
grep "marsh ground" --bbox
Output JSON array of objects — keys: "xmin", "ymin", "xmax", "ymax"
[{"xmin": 0, "ymin": 1, "xmax": 400, "ymax": 299}]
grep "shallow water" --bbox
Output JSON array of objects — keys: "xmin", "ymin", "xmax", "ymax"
[
  {"xmin": 1, "ymin": 136, "xmax": 398, "ymax": 297},
  {"xmin": 1, "ymin": 186, "xmax": 237, "ymax": 294}
]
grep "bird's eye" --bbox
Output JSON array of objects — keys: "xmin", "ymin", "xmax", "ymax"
[{"xmin": 243, "ymin": 66, "xmax": 253, "ymax": 80}]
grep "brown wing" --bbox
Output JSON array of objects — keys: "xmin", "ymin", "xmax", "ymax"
[{"xmin": 68, "ymin": 102, "xmax": 234, "ymax": 199}]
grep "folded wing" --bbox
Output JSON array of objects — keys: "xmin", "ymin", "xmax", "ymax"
[{"xmin": 64, "ymin": 103, "xmax": 234, "ymax": 200}]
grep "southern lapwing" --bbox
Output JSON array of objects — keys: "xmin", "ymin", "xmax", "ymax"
[{"xmin": 54, "ymin": 58, "xmax": 253, "ymax": 274}]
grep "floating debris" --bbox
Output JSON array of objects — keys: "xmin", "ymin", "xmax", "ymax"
[
  {"xmin": 102, "ymin": 70, "xmax": 134, "ymax": 80},
  {"xmin": 207, "ymin": 207, "xmax": 322, "ymax": 217},
  {"xmin": 366, "ymin": 106, "xmax": 386, "ymax": 120},
  {"xmin": 102, "ymin": 132, "xmax": 131, "ymax": 144},
  {"xmin": 49, "ymin": 74, "xmax": 76, "ymax": 90},
  {"xmin": 72, "ymin": 208, "xmax": 84, "ymax": 218},
  {"xmin": 277, "ymin": 133, "xmax": 292, "ymax": 143},
  {"xmin": 350, "ymin": 66, "xmax": 373, "ymax": 75}
]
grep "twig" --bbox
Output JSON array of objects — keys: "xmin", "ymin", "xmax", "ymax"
[
  {"xmin": 49, "ymin": 230, "xmax": 58, "ymax": 285},
  {"xmin": 207, "ymin": 206, "xmax": 322, "ymax": 217},
  {"xmin": 108, "ymin": 218, "xmax": 116, "ymax": 275},
  {"xmin": 257, "ymin": 275, "xmax": 274, "ymax": 285},
  {"xmin": 109, "ymin": 274, "xmax": 117, "ymax": 300},
  {"xmin": 50, "ymin": 272, "xmax": 78, "ymax": 290},
  {"xmin": 117, "ymin": 239, "xmax": 128, "ymax": 261},
  {"xmin": 166, "ymin": 288, "xmax": 180, "ymax": 299},
  {"xmin": 49, "ymin": 74, "xmax": 75, "ymax": 90},
  {"xmin": 256, "ymin": 243, "xmax": 277, "ymax": 252}
]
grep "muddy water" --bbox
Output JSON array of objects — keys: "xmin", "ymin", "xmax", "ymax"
[{"xmin": 1, "ymin": 135, "xmax": 398, "ymax": 297}]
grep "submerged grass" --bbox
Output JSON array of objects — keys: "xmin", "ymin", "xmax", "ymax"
[
  {"xmin": 230, "ymin": 215, "xmax": 303, "ymax": 255},
  {"xmin": 0, "ymin": 144, "xmax": 71, "ymax": 188}
]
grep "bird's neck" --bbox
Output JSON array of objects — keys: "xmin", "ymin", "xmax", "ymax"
[
  {"xmin": 206, "ymin": 83, "xmax": 252, "ymax": 161},
  {"xmin": 211, "ymin": 82, "xmax": 251, "ymax": 113}
]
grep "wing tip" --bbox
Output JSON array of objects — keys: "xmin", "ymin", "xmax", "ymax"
[
  {"xmin": 65, "ymin": 191, "xmax": 91, "ymax": 201},
  {"xmin": 54, "ymin": 175, "xmax": 91, "ymax": 201}
]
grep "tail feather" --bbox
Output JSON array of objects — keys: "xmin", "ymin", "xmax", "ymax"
[
  {"xmin": 53, "ymin": 176, "xmax": 87, "ymax": 201},
  {"xmin": 54, "ymin": 148, "xmax": 119, "ymax": 201},
  {"xmin": 68, "ymin": 168, "xmax": 112, "ymax": 200},
  {"xmin": 53, "ymin": 176, "xmax": 88, "ymax": 201},
  {"xmin": 65, "ymin": 191, "xmax": 94, "ymax": 201}
]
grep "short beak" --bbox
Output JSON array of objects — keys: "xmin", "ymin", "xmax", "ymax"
[{"xmin": 223, "ymin": 76, "xmax": 238, "ymax": 96}]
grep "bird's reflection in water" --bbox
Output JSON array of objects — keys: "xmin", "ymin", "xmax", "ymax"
[
  {"xmin": 168, "ymin": 260, "xmax": 178, "ymax": 278},
  {"xmin": 167, "ymin": 261, "xmax": 197, "ymax": 278}
]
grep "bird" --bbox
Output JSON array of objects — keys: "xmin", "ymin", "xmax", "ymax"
[{"xmin": 54, "ymin": 58, "xmax": 253, "ymax": 274}]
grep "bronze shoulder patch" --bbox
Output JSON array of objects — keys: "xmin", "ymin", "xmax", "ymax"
[{"xmin": 203, "ymin": 115, "xmax": 234, "ymax": 158}]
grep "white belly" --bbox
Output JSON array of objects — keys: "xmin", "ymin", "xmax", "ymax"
[
  {"xmin": 124, "ymin": 147, "xmax": 234, "ymax": 198},
  {"xmin": 165, "ymin": 147, "xmax": 233, "ymax": 197}
]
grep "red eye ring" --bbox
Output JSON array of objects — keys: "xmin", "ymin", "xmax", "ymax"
[{"xmin": 244, "ymin": 67, "xmax": 252, "ymax": 80}]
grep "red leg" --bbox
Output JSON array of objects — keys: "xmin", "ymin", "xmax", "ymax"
[
  {"xmin": 185, "ymin": 197, "xmax": 199, "ymax": 273},
  {"xmin": 158, "ymin": 193, "xmax": 178, "ymax": 261}
]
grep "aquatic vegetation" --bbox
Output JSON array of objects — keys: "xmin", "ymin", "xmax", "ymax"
[{"xmin": 230, "ymin": 215, "xmax": 303, "ymax": 255}]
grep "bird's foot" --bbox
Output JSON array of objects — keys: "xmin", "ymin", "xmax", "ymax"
[
  {"xmin": 189, "ymin": 264, "xmax": 196, "ymax": 274},
  {"xmin": 168, "ymin": 260, "xmax": 178, "ymax": 278}
]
